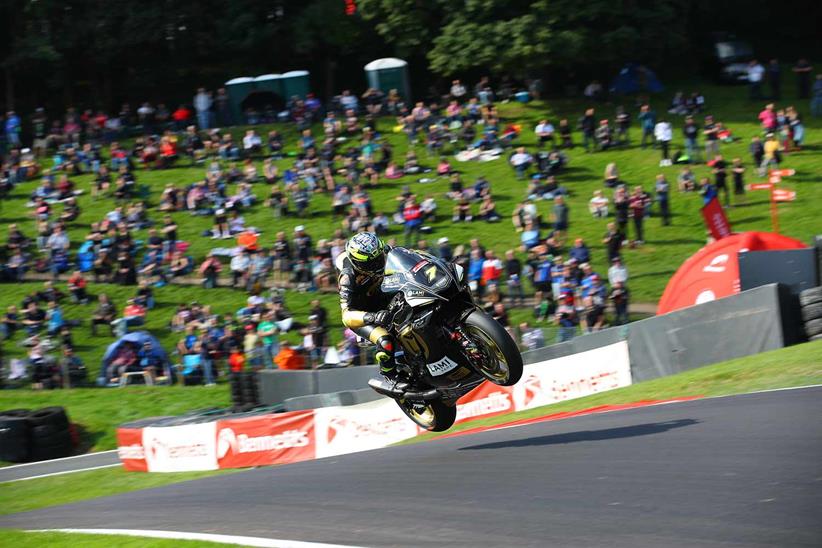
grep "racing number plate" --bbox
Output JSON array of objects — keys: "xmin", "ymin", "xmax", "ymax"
[{"xmin": 426, "ymin": 356, "xmax": 459, "ymax": 376}]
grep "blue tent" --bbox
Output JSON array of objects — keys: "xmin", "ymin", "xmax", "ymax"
[
  {"xmin": 99, "ymin": 331, "xmax": 169, "ymax": 383},
  {"xmin": 610, "ymin": 64, "xmax": 664, "ymax": 95}
]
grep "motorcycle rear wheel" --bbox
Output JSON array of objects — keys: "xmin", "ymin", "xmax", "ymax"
[
  {"xmin": 464, "ymin": 310, "xmax": 524, "ymax": 386},
  {"xmin": 396, "ymin": 398, "xmax": 457, "ymax": 432}
]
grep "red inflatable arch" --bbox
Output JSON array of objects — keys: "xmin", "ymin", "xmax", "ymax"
[{"xmin": 657, "ymin": 232, "xmax": 807, "ymax": 315}]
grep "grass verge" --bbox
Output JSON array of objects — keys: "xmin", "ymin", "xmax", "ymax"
[
  {"xmin": 404, "ymin": 339, "xmax": 822, "ymax": 444},
  {"xmin": 0, "ymin": 529, "xmax": 241, "ymax": 547},
  {"xmin": 0, "ymin": 466, "xmax": 231, "ymax": 517}
]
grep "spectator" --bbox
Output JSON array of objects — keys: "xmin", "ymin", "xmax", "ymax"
[
  {"xmin": 580, "ymin": 108, "xmax": 596, "ymax": 151},
  {"xmin": 760, "ymin": 133, "xmax": 782, "ymax": 176},
  {"xmin": 682, "ymin": 115, "xmax": 700, "ymax": 163},
  {"xmin": 478, "ymin": 194, "xmax": 501, "ymax": 222},
  {"xmin": 257, "ymin": 311, "xmax": 279, "ymax": 368},
  {"xmin": 115, "ymin": 298, "xmax": 146, "ymax": 337},
  {"xmin": 274, "ymin": 340, "xmax": 305, "ymax": 370},
  {"xmin": 589, "ymin": 189, "xmax": 609, "ymax": 218},
  {"xmin": 509, "ymin": 146, "xmax": 532, "ymax": 179},
  {"xmin": 748, "ymin": 60, "xmax": 765, "ymax": 100},
  {"xmin": 520, "ymin": 322, "xmax": 545, "ymax": 351},
  {"xmin": 595, "ymin": 119, "xmax": 612, "ymax": 150},
  {"xmin": 1, "ymin": 305, "xmax": 20, "ymax": 340},
  {"xmin": 551, "ymin": 195, "xmax": 569, "ymax": 244},
  {"xmin": 582, "ymin": 275, "xmax": 607, "ymax": 332},
  {"xmin": 604, "ymin": 162, "xmax": 620, "ymax": 188},
  {"xmin": 569, "ymin": 238, "xmax": 591, "ymax": 264},
  {"xmin": 558, "ymin": 118, "xmax": 573, "ymax": 148},
  {"xmin": 654, "ymin": 118, "xmax": 672, "ymax": 166},
  {"xmin": 534, "ymin": 119, "xmax": 555, "ymax": 148},
  {"xmin": 655, "ymin": 174, "xmax": 671, "ymax": 226},
  {"xmin": 638, "ymin": 104, "xmax": 656, "ymax": 149},
  {"xmin": 90, "ymin": 294, "xmax": 116, "ymax": 336},
  {"xmin": 67, "ymin": 270, "xmax": 88, "ymax": 303},
  {"xmin": 732, "ymin": 158, "xmax": 746, "ymax": 202},
  {"xmin": 194, "ymin": 88, "xmax": 212, "ymax": 129},
  {"xmin": 703, "ymin": 115, "xmax": 720, "ymax": 159},
  {"xmin": 199, "ymin": 252, "xmax": 223, "ymax": 289},
  {"xmin": 609, "ymin": 280, "xmax": 630, "ymax": 325},
  {"xmin": 711, "ymin": 154, "xmax": 730, "ymax": 207},
  {"xmin": 608, "ymin": 256, "xmax": 629, "ymax": 286},
  {"xmin": 629, "ymin": 186, "xmax": 650, "ymax": 245},
  {"xmin": 699, "ymin": 177, "xmax": 718, "ymax": 205},
  {"xmin": 22, "ymin": 301, "xmax": 46, "ymax": 336},
  {"xmin": 554, "ymin": 292, "xmax": 578, "ymax": 343},
  {"xmin": 402, "ymin": 197, "xmax": 423, "ymax": 247},
  {"xmin": 677, "ymin": 166, "xmax": 697, "ymax": 192}
]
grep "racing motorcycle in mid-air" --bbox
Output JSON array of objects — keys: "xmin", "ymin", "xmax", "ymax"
[{"xmin": 367, "ymin": 247, "xmax": 523, "ymax": 432}]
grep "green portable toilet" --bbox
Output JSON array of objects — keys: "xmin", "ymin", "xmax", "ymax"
[
  {"xmin": 254, "ymin": 74, "xmax": 284, "ymax": 97},
  {"xmin": 225, "ymin": 77, "xmax": 254, "ymax": 126},
  {"xmin": 281, "ymin": 70, "xmax": 310, "ymax": 100},
  {"xmin": 364, "ymin": 58, "xmax": 410, "ymax": 101}
]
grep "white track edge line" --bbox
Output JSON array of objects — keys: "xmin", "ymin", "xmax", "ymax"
[
  {"xmin": 27, "ymin": 528, "xmax": 367, "ymax": 548},
  {"xmin": 1, "ymin": 463, "xmax": 121, "ymax": 483},
  {"xmin": 0, "ymin": 449, "xmax": 117, "ymax": 470}
]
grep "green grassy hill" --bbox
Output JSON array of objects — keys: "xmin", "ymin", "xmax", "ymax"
[{"xmin": 0, "ymin": 75, "xmax": 820, "ymax": 447}]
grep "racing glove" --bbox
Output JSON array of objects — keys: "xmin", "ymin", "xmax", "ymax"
[{"xmin": 364, "ymin": 310, "xmax": 391, "ymax": 327}]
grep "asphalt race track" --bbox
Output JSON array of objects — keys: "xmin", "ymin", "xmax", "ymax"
[{"xmin": 3, "ymin": 387, "xmax": 821, "ymax": 547}]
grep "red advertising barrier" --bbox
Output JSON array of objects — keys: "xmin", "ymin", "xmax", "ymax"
[
  {"xmin": 117, "ymin": 342, "xmax": 632, "ymax": 472},
  {"xmin": 117, "ymin": 428, "xmax": 148, "ymax": 472},
  {"xmin": 216, "ymin": 410, "xmax": 315, "ymax": 468},
  {"xmin": 700, "ymin": 197, "xmax": 732, "ymax": 241}
]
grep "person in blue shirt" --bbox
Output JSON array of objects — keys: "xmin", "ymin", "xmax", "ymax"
[
  {"xmin": 699, "ymin": 177, "xmax": 718, "ymax": 205},
  {"xmin": 46, "ymin": 301, "xmax": 64, "ymax": 337},
  {"xmin": 550, "ymin": 257, "xmax": 565, "ymax": 297},
  {"xmin": 519, "ymin": 220, "xmax": 540, "ymax": 250},
  {"xmin": 568, "ymin": 238, "xmax": 591, "ymax": 264},
  {"xmin": 638, "ymin": 104, "xmax": 656, "ymax": 149},
  {"xmin": 5, "ymin": 111, "xmax": 21, "ymax": 146},
  {"xmin": 467, "ymin": 248, "xmax": 484, "ymax": 294}
]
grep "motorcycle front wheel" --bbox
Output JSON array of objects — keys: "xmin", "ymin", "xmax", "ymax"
[
  {"xmin": 463, "ymin": 310, "xmax": 524, "ymax": 386},
  {"xmin": 396, "ymin": 398, "xmax": 457, "ymax": 432}
]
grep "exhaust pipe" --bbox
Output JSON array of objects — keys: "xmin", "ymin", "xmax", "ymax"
[{"xmin": 368, "ymin": 378, "xmax": 440, "ymax": 401}]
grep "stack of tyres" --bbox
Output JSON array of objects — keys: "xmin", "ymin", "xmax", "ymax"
[
  {"xmin": 230, "ymin": 372, "xmax": 260, "ymax": 412},
  {"xmin": 800, "ymin": 287, "xmax": 822, "ymax": 341},
  {"xmin": 0, "ymin": 409, "xmax": 31, "ymax": 462},
  {"xmin": 27, "ymin": 407, "xmax": 73, "ymax": 461}
]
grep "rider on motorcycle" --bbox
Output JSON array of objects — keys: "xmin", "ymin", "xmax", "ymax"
[{"xmin": 336, "ymin": 232, "xmax": 397, "ymax": 378}]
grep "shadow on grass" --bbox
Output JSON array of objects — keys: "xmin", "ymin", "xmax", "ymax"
[
  {"xmin": 72, "ymin": 423, "xmax": 106, "ymax": 455},
  {"xmin": 459, "ymin": 419, "xmax": 699, "ymax": 451}
]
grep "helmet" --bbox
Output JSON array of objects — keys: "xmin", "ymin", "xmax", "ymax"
[{"xmin": 346, "ymin": 232, "xmax": 386, "ymax": 276}]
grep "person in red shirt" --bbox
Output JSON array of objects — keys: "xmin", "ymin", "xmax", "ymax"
[
  {"xmin": 274, "ymin": 340, "xmax": 306, "ymax": 370},
  {"xmin": 116, "ymin": 298, "xmax": 146, "ymax": 337},
  {"xmin": 228, "ymin": 347, "xmax": 246, "ymax": 373},
  {"xmin": 67, "ymin": 270, "xmax": 88, "ymax": 304},
  {"xmin": 172, "ymin": 105, "xmax": 191, "ymax": 131},
  {"xmin": 480, "ymin": 250, "xmax": 503, "ymax": 288},
  {"xmin": 628, "ymin": 185, "xmax": 650, "ymax": 245},
  {"xmin": 402, "ymin": 197, "xmax": 422, "ymax": 247}
]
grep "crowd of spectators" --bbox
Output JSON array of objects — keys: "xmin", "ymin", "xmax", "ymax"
[{"xmin": 1, "ymin": 61, "xmax": 815, "ymax": 386}]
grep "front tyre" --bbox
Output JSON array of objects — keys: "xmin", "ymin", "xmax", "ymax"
[
  {"xmin": 463, "ymin": 310, "xmax": 524, "ymax": 386},
  {"xmin": 396, "ymin": 398, "xmax": 457, "ymax": 432}
]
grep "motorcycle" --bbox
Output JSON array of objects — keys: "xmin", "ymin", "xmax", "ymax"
[{"xmin": 367, "ymin": 247, "xmax": 523, "ymax": 431}]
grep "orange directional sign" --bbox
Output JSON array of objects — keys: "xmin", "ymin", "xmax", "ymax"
[
  {"xmin": 748, "ymin": 183, "xmax": 774, "ymax": 191},
  {"xmin": 770, "ymin": 169, "xmax": 796, "ymax": 177},
  {"xmin": 772, "ymin": 189, "xmax": 796, "ymax": 202}
]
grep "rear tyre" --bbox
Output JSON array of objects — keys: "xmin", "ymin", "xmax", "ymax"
[
  {"xmin": 396, "ymin": 398, "xmax": 457, "ymax": 432},
  {"xmin": 463, "ymin": 310, "xmax": 524, "ymax": 386}
]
